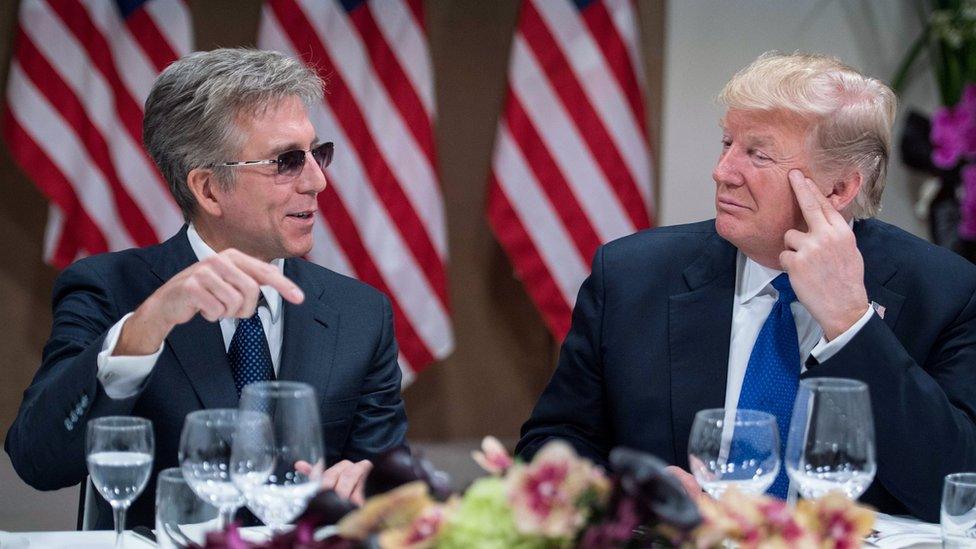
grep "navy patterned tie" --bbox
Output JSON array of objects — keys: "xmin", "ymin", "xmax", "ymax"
[
  {"xmin": 737, "ymin": 273, "xmax": 800, "ymax": 499},
  {"xmin": 227, "ymin": 311, "xmax": 275, "ymax": 397}
]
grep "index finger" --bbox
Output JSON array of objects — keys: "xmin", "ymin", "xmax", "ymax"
[
  {"xmin": 229, "ymin": 251, "xmax": 305, "ymax": 304},
  {"xmin": 788, "ymin": 170, "xmax": 832, "ymax": 230}
]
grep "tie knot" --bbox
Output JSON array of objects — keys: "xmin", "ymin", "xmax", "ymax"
[{"xmin": 771, "ymin": 273, "xmax": 796, "ymax": 303}]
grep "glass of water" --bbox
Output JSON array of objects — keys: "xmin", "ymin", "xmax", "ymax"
[
  {"xmin": 232, "ymin": 381, "xmax": 324, "ymax": 532},
  {"xmin": 86, "ymin": 416, "xmax": 154, "ymax": 547},
  {"xmin": 156, "ymin": 467, "xmax": 219, "ymax": 549},
  {"xmin": 785, "ymin": 378, "xmax": 876, "ymax": 500},
  {"xmin": 687, "ymin": 408, "xmax": 780, "ymax": 498},
  {"xmin": 179, "ymin": 409, "xmax": 245, "ymax": 531},
  {"xmin": 942, "ymin": 473, "xmax": 976, "ymax": 547}
]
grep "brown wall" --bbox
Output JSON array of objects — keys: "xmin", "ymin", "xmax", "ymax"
[{"xmin": 0, "ymin": 1, "xmax": 663, "ymax": 443}]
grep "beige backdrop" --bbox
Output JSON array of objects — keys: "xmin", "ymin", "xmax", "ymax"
[{"xmin": 0, "ymin": 0, "xmax": 663, "ymax": 444}]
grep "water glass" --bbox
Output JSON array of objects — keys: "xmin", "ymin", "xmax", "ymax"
[
  {"xmin": 156, "ymin": 467, "xmax": 219, "ymax": 549},
  {"xmin": 942, "ymin": 473, "xmax": 976, "ymax": 548},
  {"xmin": 688, "ymin": 408, "xmax": 780, "ymax": 498},
  {"xmin": 86, "ymin": 416, "xmax": 154, "ymax": 548},
  {"xmin": 232, "ymin": 381, "xmax": 324, "ymax": 531},
  {"xmin": 179, "ymin": 409, "xmax": 245, "ymax": 530},
  {"xmin": 785, "ymin": 378, "xmax": 876, "ymax": 500}
]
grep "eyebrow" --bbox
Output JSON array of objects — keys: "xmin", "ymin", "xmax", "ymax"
[{"xmin": 266, "ymin": 137, "xmax": 321, "ymax": 157}]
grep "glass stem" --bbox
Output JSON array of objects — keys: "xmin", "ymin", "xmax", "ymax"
[
  {"xmin": 112, "ymin": 504, "xmax": 126, "ymax": 548},
  {"xmin": 218, "ymin": 506, "xmax": 236, "ymax": 531}
]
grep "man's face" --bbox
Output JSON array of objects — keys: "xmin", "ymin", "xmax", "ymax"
[
  {"xmin": 212, "ymin": 96, "xmax": 326, "ymax": 261},
  {"xmin": 713, "ymin": 109, "xmax": 816, "ymax": 265}
]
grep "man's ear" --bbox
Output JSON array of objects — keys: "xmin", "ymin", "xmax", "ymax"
[
  {"xmin": 186, "ymin": 168, "xmax": 223, "ymax": 218},
  {"xmin": 827, "ymin": 169, "xmax": 862, "ymax": 213}
]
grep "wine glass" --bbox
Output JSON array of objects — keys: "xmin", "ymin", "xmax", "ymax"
[
  {"xmin": 86, "ymin": 416, "xmax": 154, "ymax": 548},
  {"xmin": 155, "ymin": 467, "xmax": 219, "ymax": 549},
  {"xmin": 231, "ymin": 381, "xmax": 324, "ymax": 531},
  {"xmin": 179, "ymin": 409, "xmax": 245, "ymax": 530},
  {"xmin": 942, "ymin": 473, "xmax": 976, "ymax": 548},
  {"xmin": 785, "ymin": 378, "xmax": 876, "ymax": 500},
  {"xmin": 688, "ymin": 408, "xmax": 780, "ymax": 498}
]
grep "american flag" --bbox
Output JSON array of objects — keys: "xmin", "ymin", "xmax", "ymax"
[
  {"xmin": 487, "ymin": 0, "xmax": 655, "ymax": 340},
  {"xmin": 4, "ymin": 0, "xmax": 190, "ymax": 268},
  {"xmin": 258, "ymin": 0, "xmax": 453, "ymax": 384}
]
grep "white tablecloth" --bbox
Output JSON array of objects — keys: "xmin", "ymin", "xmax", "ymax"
[
  {"xmin": 0, "ymin": 525, "xmax": 273, "ymax": 548},
  {"xmin": 0, "ymin": 516, "xmax": 943, "ymax": 548}
]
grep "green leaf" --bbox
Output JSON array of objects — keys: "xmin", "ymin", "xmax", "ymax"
[{"xmin": 893, "ymin": 28, "xmax": 932, "ymax": 93}]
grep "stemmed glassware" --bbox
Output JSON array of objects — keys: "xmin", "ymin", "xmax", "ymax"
[
  {"xmin": 179, "ymin": 409, "xmax": 245, "ymax": 530},
  {"xmin": 231, "ymin": 381, "xmax": 324, "ymax": 532},
  {"xmin": 86, "ymin": 416, "xmax": 155, "ymax": 548},
  {"xmin": 942, "ymin": 473, "xmax": 976, "ymax": 547},
  {"xmin": 155, "ymin": 467, "xmax": 219, "ymax": 549},
  {"xmin": 688, "ymin": 408, "xmax": 780, "ymax": 498},
  {"xmin": 785, "ymin": 378, "xmax": 876, "ymax": 500}
]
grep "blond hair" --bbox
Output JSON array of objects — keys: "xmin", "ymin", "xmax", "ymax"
[{"xmin": 718, "ymin": 52, "xmax": 896, "ymax": 219}]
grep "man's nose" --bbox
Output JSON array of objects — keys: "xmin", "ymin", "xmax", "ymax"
[
  {"xmin": 297, "ymin": 151, "xmax": 328, "ymax": 194},
  {"xmin": 712, "ymin": 150, "xmax": 743, "ymax": 186}
]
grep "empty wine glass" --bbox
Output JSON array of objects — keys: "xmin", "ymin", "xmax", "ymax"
[
  {"xmin": 231, "ymin": 381, "xmax": 324, "ymax": 532},
  {"xmin": 86, "ymin": 416, "xmax": 154, "ymax": 548},
  {"xmin": 155, "ymin": 467, "xmax": 219, "ymax": 549},
  {"xmin": 179, "ymin": 409, "xmax": 245, "ymax": 531},
  {"xmin": 688, "ymin": 408, "xmax": 780, "ymax": 498},
  {"xmin": 942, "ymin": 473, "xmax": 976, "ymax": 548},
  {"xmin": 785, "ymin": 378, "xmax": 876, "ymax": 500}
]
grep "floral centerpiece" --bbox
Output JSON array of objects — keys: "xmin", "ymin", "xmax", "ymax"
[{"xmin": 202, "ymin": 438, "xmax": 874, "ymax": 549}]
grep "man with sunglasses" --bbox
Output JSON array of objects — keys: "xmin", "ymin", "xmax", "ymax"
[{"xmin": 5, "ymin": 48, "xmax": 407, "ymax": 530}]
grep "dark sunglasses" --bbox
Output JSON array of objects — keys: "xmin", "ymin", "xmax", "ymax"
[{"xmin": 216, "ymin": 141, "xmax": 334, "ymax": 177}]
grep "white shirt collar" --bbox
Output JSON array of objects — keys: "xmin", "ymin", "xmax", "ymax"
[
  {"xmin": 738, "ymin": 253, "xmax": 783, "ymax": 305},
  {"xmin": 185, "ymin": 223, "xmax": 285, "ymax": 322}
]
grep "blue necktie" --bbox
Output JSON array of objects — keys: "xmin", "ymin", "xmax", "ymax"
[
  {"xmin": 227, "ymin": 312, "xmax": 275, "ymax": 397},
  {"xmin": 737, "ymin": 273, "xmax": 799, "ymax": 499}
]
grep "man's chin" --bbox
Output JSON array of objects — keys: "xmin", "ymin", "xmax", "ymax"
[
  {"xmin": 715, "ymin": 215, "xmax": 747, "ymax": 245},
  {"xmin": 283, "ymin": 239, "xmax": 314, "ymax": 259}
]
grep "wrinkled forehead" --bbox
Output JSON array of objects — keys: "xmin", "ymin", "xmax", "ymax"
[
  {"xmin": 720, "ymin": 108, "xmax": 817, "ymax": 153},
  {"xmin": 720, "ymin": 108, "xmax": 811, "ymax": 135}
]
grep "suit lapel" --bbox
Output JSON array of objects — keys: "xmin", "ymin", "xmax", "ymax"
[
  {"xmin": 148, "ymin": 226, "xmax": 238, "ymax": 409},
  {"xmin": 855, "ymin": 221, "xmax": 905, "ymax": 332},
  {"xmin": 668, "ymin": 231, "xmax": 738, "ymax": 463},
  {"xmin": 278, "ymin": 260, "xmax": 340, "ymax": 400}
]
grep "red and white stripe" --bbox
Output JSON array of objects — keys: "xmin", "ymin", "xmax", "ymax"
[
  {"xmin": 487, "ymin": 0, "xmax": 655, "ymax": 340},
  {"xmin": 4, "ymin": 0, "xmax": 189, "ymax": 267},
  {"xmin": 258, "ymin": 0, "xmax": 453, "ymax": 383}
]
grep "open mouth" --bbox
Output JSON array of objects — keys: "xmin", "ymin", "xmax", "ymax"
[{"xmin": 287, "ymin": 211, "xmax": 314, "ymax": 220}]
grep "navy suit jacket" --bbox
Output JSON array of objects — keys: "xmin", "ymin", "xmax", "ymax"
[
  {"xmin": 517, "ymin": 219, "xmax": 976, "ymax": 522},
  {"xmin": 5, "ymin": 227, "xmax": 408, "ymax": 529}
]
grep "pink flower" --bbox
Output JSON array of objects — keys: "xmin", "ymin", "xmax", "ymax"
[
  {"xmin": 931, "ymin": 84, "xmax": 976, "ymax": 169},
  {"xmin": 506, "ymin": 441, "xmax": 609, "ymax": 538},
  {"xmin": 471, "ymin": 436, "xmax": 513, "ymax": 476},
  {"xmin": 378, "ymin": 500, "xmax": 457, "ymax": 549},
  {"xmin": 932, "ymin": 105, "xmax": 972, "ymax": 168}
]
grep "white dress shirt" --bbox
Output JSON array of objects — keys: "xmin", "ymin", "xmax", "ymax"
[
  {"xmin": 95, "ymin": 224, "xmax": 285, "ymax": 399},
  {"xmin": 723, "ymin": 251, "xmax": 875, "ymax": 412}
]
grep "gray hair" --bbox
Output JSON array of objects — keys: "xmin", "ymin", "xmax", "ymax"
[
  {"xmin": 718, "ymin": 52, "xmax": 897, "ymax": 219},
  {"xmin": 143, "ymin": 48, "xmax": 323, "ymax": 221}
]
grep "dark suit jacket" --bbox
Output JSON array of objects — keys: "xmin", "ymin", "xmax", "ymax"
[
  {"xmin": 5, "ymin": 226, "xmax": 408, "ymax": 529},
  {"xmin": 517, "ymin": 218, "xmax": 976, "ymax": 522}
]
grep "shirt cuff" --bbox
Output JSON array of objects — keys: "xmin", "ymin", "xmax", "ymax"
[
  {"xmin": 809, "ymin": 306, "xmax": 876, "ymax": 363},
  {"xmin": 97, "ymin": 312, "xmax": 164, "ymax": 399}
]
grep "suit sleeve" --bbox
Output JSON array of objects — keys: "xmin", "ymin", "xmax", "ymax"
[
  {"xmin": 4, "ymin": 260, "xmax": 141, "ymax": 491},
  {"xmin": 808, "ymin": 290, "xmax": 976, "ymax": 522},
  {"xmin": 516, "ymin": 246, "xmax": 612, "ymax": 467},
  {"xmin": 342, "ymin": 293, "xmax": 408, "ymax": 461}
]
